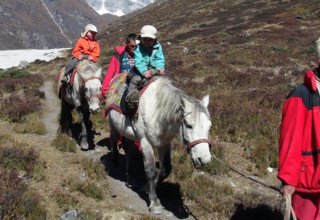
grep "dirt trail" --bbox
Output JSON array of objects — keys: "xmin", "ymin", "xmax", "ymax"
[{"xmin": 40, "ymin": 78, "xmax": 194, "ymax": 219}]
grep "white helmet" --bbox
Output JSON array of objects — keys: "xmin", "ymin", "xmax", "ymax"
[
  {"xmin": 82, "ymin": 24, "xmax": 98, "ymax": 37},
  {"xmin": 140, "ymin": 25, "xmax": 157, "ymax": 39}
]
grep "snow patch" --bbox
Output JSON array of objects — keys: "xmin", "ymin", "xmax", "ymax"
[{"xmin": 0, "ymin": 48, "xmax": 69, "ymax": 70}]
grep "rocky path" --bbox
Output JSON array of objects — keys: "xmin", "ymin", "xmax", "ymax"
[{"xmin": 40, "ymin": 79, "xmax": 194, "ymax": 219}]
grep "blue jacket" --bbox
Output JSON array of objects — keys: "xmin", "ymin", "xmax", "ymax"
[{"xmin": 134, "ymin": 42, "xmax": 165, "ymax": 76}]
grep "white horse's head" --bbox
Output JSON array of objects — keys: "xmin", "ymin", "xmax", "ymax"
[
  {"xmin": 78, "ymin": 60, "xmax": 102, "ymax": 113},
  {"xmin": 181, "ymin": 95, "xmax": 212, "ymax": 167}
]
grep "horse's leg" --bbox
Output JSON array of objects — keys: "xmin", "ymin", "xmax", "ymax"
[
  {"xmin": 59, "ymin": 99, "xmax": 72, "ymax": 135},
  {"xmin": 59, "ymin": 99, "xmax": 67, "ymax": 133},
  {"xmin": 156, "ymin": 144, "xmax": 172, "ymax": 185},
  {"xmin": 123, "ymin": 138, "xmax": 142, "ymax": 188},
  {"xmin": 65, "ymin": 103, "xmax": 73, "ymax": 136},
  {"xmin": 109, "ymin": 121, "xmax": 120, "ymax": 167},
  {"xmin": 77, "ymin": 106, "xmax": 89, "ymax": 150},
  {"xmin": 140, "ymin": 138, "xmax": 162, "ymax": 214}
]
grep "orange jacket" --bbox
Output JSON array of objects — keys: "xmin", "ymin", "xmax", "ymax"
[{"xmin": 72, "ymin": 37, "xmax": 100, "ymax": 62}]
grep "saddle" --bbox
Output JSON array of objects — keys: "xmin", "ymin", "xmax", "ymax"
[
  {"xmin": 56, "ymin": 67, "xmax": 78, "ymax": 99},
  {"xmin": 104, "ymin": 73, "xmax": 157, "ymax": 117}
]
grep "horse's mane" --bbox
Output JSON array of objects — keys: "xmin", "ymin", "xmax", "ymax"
[
  {"xmin": 153, "ymin": 77, "xmax": 183, "ymax": 124},
  {"xmin": 76, "ymin": 60, "xmax": 100, "ymax": 80},
  {"xmin": 153, "ymin": 77, "xmax": 210, "ymax": 124},
  {"xmin": 181, "ymin": 93, "xmax": 210, "ymax": 118}
]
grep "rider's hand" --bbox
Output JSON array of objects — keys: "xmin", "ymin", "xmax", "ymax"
[
  {"xmin": 145, "ymin": 71, "xmax": 153, "ymax": 78},
  {"xmin": 78, "ymin": 55, "xmax": 84, "ymax": 61},
  {"xmin": 281, "ymin": 184, "xmax": 295, "ymax": 198},
  {"xmin": 158, "ymin": 69, "xmax": 165, "ymax": 75},
  {"xmin": 88, "ymin": 56, "xmax": 94, "ymax": 62}
]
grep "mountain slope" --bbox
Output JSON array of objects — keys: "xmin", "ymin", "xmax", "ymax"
[
  {"xmin": 86, "ymin": 0, "xmax": 155, "ymax": 16},
  {"xmin": 0, "ymin": 0, "xmax": 108, "ymax": 49},
  {"xmin": 96, "ymin": 0, "xmax": 320, "ymax": 218}
]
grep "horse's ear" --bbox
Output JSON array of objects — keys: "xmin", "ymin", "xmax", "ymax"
[{"xmin": 201, "ymin": 95, "xmax": 210, "ymax": 108}]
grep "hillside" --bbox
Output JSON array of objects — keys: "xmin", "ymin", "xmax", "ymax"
[
  {"xmin": 0, "ymin": 0, "xmax": 108, "ymax": 49},
  {"xmin": 100, "ymin": 0, "xmax": 320, "ymax": 172},
  {"xmin": 96, "ymin": 0, "xmax": 320, "ymax": 217},
  {"xmin": 2, "ymin": 0, "xmax": 320, "ymax": 219}
]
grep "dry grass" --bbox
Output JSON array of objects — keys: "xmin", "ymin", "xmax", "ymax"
[
  {"xmin": 13, "ymin": 112, "xmax": 47, "ymax": 135},
  {"xmin": 51, "ymin": 133, "xmax": 77, "ymax": 153}
]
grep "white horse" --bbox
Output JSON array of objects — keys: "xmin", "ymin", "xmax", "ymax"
[
  {"xmin": 107, "ymin": 77, "xmax": 212, "ymax": 214},
  {"xmin": 58, "ymin": 59, "xmax": 102, "ymax": 150}
]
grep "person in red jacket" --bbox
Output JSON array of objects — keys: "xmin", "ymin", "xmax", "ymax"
[
  {"xmin": 101, "ymin": 33, "xmax": 137, "ymax": 97},
  {"xmin": 278, "ymin": 67, "xmax": 320, "ymax": 220},
  {"xmin": 61, "ymin": 24, "xmax": 100, "ymax": 83}
]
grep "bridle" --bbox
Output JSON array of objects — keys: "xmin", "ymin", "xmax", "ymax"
[
  {"xmin": 82, "ymin": 76, "xmax": 102, "ymax": 101},
  {"xmin": 181, "ymin": 120, "xmax": 212, "ymax": 153}
]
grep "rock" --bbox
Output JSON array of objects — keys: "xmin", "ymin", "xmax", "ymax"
[
  {"xmin": 183, "ymin": 47, "xmax": 189, "ymax": 53},
  {"xmin": 60, "ymin": 209, "xmax": 81, "ymax": 220},
  {"xmin": 18, "ymin": 60, "xmax": 29, "ymax": 69}
]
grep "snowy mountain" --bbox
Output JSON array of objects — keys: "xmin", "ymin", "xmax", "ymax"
[
  {"xmin": 0, "ymin": 0, "xmax": 108, "ymax": 49},
  {"xmin": 86, "ymin": 0, "xmax": 155, "ymax": 16}
]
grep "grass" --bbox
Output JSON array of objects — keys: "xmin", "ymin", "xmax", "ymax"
[
  {"xmin": 79, "ymin": 158, "xmax": 107, "ymax": 181},
  {"xmin": 62, "ymin": 178, "xmax": 106, "ymax": 201},
  {"xmin": 13, "ymin": 113, "xmax": 47, "ymax": 135},
  {"xmin": 51, "ymin": 134, "xmax": 77, "ymax": 153},
  {"xmin": 53, "ymin": 189, "xmax": 79, "ymax": 211}
]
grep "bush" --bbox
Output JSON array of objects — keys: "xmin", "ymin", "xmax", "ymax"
[
  {"xmin": 0, "ymin": 170, "xmax": 47, "ymax": 219},
  {"xmin": 0, "ymin": 93, "xmax": 42, "ymax": 122},
  {"xmin": 0, "ymin": 146, "xmax": 39, "ymax": 176}
]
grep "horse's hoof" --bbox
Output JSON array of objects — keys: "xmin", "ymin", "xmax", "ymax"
[
  {"xmin": 149, "ymin": 206, "xmax": 162, "ymax": 215},
  {"xmin": 81, "ymin": 143, "xmax": 89, "ymax": 150}
]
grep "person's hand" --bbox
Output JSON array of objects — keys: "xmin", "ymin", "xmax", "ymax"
[
  {"xmin": 145, "ymin": 71, "xmax": 153, "ymax": 78},
  {"xmin": 78, "ymin": 55, "xmax": 88, "ymax": 61},
  {"xmin": 158, "ymin": 69, "xmax": 165, "ymax": 75},
  {"xmin": 281, "ymin": 185, "xmax": 295, "ymax": 198},
  {"xmin": 88, "ymin": 56, "xmax": 94, "ymax": 62},
  {"xmin": 78, "ymin": 55, "xmax": 84, "ymax": 61}
]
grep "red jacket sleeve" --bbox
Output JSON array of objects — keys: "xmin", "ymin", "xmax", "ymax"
[
  {"xmin": 101, "ymin": 56, "xmax": 120, "ymax": 97},
  {"xmin": 89, "ymin": 41, "xmax": 100, "ymax": 62},
  {"xmin": 72, "ymin": 38, "xmax": 83, "ymax": 59},
  {"xmin": 278, "ymin": 96, "xmax": 307, "ymax": 186}
]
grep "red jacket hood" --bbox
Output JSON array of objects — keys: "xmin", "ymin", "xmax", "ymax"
[
  {"xmin": 304, "ymin": 69, "xmax": 317, "ymax": 92},
  {"xmin": 115, "ymin": 46, "xmax": 125, "ymax": 55}
]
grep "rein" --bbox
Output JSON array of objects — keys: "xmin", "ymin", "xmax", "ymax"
[
  {"xmin": 210, "ymin": 153, "xmax": 280, "ymax": 193},
  {"xmin": 180, "ymin": 120, "xmax": 280, "ymax": 193}
]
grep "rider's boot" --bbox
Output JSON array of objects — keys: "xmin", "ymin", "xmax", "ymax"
[
  {"xmin": 126, "ymin": 90, "xmax": 139, "ymax": 111},
  {"xmin": 61, "ymin": 74, "xmax": 69, "ymax": 84}
]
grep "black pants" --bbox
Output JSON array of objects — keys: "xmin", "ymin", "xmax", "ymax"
[{"xmin": 64, "ymin": 57, "xmax": 79, "ymax": 76}]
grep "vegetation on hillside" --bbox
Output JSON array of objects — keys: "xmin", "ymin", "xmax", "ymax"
[{"xmin": 98, "ymin": 0, "xmax": 320, "ymax": 218}]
